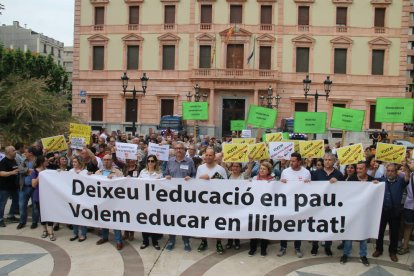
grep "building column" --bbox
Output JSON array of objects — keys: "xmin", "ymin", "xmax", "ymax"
[
  {"xmin": 253, "ymin": 89, "xmax": 259, "ymax": 105},
  {"xmin": 208, "ymin": 88, "xmax": 215, "ymax": 126}
]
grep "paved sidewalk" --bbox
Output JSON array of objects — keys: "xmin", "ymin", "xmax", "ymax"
[{"xmin": 1, "ymin": 219, "xmax": 413, "ymax": 276}]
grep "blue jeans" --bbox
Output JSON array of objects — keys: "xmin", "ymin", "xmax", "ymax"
[
  {"xmin": 343, "ymin": 240, "xmax": 367, "ymax": 257},
  {"xmin": 101, "ymin": 229, "xmax": 122, "ymax": 243},
  {"xmin": 168, "ymin": 234, "xmax": 190, "ymax": 244},
  {"xmin": 0, "ymin": 189, "xmax": 18, "ymax": 221},
  {"xmin": 73, "ymin": 225, "xmax": 87, "ymax": 237},
  {"xmin": 19, "ymin": 186, "xmax": 39, "ymax": 224}
]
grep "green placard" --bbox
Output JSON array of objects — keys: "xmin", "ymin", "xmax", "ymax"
[
  {"xmin": 294, "ymin": 112, "xmax": 327, "ymax": 134},
  {"xmin": 375, "ymin": 98, "xmax": 414, "ymax": 123},
  {"xmin": 330, "ymin": 107, "xmax": 365, "ymax": 131},
  {"xmin": 283, "ymin": 132, "xmax": 290, "ymax": 140},
  {"xmin": 246, "ymin": 105, "xmax": 277, "ymax": 129},
  {"xmin": 182, "ymin": 102, "xmax": 209, "ymax": 120},
  {"xmin": 230, "ymin": 120, "xmax": 246, "ymax": 131}
]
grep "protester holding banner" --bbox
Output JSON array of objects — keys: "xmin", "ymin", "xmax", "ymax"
[
  {"xmin": 196, "ymin": 148, "xmax": 227, "ymax": 254},
  {"xmin": 373, "ymin": 163, "xmax": 406, "ymax": 262},
  {"xmin": 138, "ymin": 154, "xmax": 163, "ymax": 250},
  {"xmin": 164, "ymin": 141, "xmax": 196, "ymax": 252},
  {"xmin": 248, "ymin": 161, "xmax": 274, "ymax": 257},
  {"xmin": 311, "ymin": 153, "xmax": 344, "ymax": 257},
  {"xmin": 366, "ymin": 156, "xmax": 385, "ymax": 179},
  {"xmin": 68, "ymin": 156, "xmax": 88, "ymax": 242},
  {"xmin": 399, "ymin": 160, "xmax": 414, "ymax": 256},
  {"xmin": 278, "ymin": 153, "xmax": 311, "ymax": 258},
  {"xmin": 344, "ymin": 164, "xmax": 357, "ymax": 181},
  {"xmin": 95, "ymin": 154, "xmax": 124, "ymax": 250},
  {"xmin": 0, "ymin": 146, "xmax": 19, "ymax": 228},
  {"xmin": 341, "ymin": 161, "xmax": 378, "ymax": 266},
  {"xmin": 31, "ymin": 156, "xmax": 56, "ymax": 241}
]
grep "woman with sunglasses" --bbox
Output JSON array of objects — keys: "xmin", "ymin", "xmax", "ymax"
[
  {"xmin": 121, "ymin": 159, "xmax": 140, "ymax": 241},
  {"xmin": 138, "ymin": 154, "xmax": 162, "ymax": 249}
]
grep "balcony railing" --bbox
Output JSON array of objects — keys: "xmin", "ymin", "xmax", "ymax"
[
  {"xmin": 93, "ymin": 25, "xmax": 104, "ymax": 31},
  {"xmin": 375, "ymin": 27, "xmax": 385, "ymax": 34},
  {"xmin": 128, "ymin": 24, "xmax": 139, "ymax": 31},
  {"xmin": 164, "ymin": 24, "xmax": 175, "ymax": 30},
  {"xmin": 260, "ymin": 24, "xmax": 272, "ymax": 31},
  {"xmin": 200, "ymin": 23, "xmax": 211, "ymax": 30},
  {"xmin": 298, "ymin": 25, "xmax": 309, "ymax": 32},
  {"xmin": 336, "ymin": 25, "xmax": 347, "ymax": 32},
  {"xmin": 192, "ymin": 69, "xmax": 276, "ymax": 79}
]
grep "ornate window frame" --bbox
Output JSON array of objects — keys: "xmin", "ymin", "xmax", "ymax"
[
  {"xmin": 88, "ymin": 34, "xmax": 109, "ymax": 70},
  {"xmin": 158, "ymin": 33, "xmax": 180, "ymax": 70}
]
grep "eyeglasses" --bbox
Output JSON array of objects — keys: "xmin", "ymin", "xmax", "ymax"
[{"xmin": 147, "ymin": 159, "xmax": 156, "ymax": 163}]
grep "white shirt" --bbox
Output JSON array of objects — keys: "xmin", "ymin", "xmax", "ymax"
[
  {"xmin": 280, "ymin": 166, "xmax": 311, "ymax": 182},
  {"xmin": 69, "ymin": 168, "xmax": 88, "ymax": 175},
  {"xmin": 138, "ymin": 169, "xmax": 162, "ymax": 179},
  {"xmin": 196, "ymin": 163, "xmax": 227, "ymax": 179}
]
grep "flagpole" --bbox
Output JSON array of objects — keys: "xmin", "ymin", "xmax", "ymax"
[{"xmin": 253, "ymin": 35, "xmax": 256, "ymax": 70}]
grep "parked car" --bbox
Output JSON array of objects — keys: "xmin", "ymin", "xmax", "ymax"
[
  {"xmin": 393, "ymin": 139, "xmax": 414, "ymax": 149},
  {"xmin": 280, "ymin": 117, "xmax": 308, "ymax": 140}
]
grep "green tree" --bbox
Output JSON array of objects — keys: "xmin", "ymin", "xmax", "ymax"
[{"xmin": 0, "ymin": 76, "xmax": 73, "ymax": 144}]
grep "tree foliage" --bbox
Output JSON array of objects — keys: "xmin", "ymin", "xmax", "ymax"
[
  {"xmin": 0, "ymin": 45, "xmax": 70, "ymax": 94},
  {"xmin": 0, "ymin": 77, "xmax": 73, "ymax": 145}
]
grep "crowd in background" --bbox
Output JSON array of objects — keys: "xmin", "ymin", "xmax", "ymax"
[{"xmin": 0, "ymin": 127, "xmax": 413, "ymax": 270}]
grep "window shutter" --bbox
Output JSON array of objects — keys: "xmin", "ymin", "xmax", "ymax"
[
  {"xmin": 200, "ymin": 5, "xmax": 212, "ymax": 24},
  {"xmin": 93, "ymin": 46, "xmax": 104, "ymax": 70},
  {"xmin": 295, "ymin": 102, "xmax": 308, "ymax": 112},
  {"xmin": 334, "ymin": 48, "xmax": 347, "ymax": 74},
  {"xmin": 230, "ymin": 5, "xmax": 242, "ymax": 24},
  {"xmin": 125, "ymin": 99, "xmax": 137, "ymax": 122},
  {"xmin": 161, "ymin": 99, "xmax": 174, "ymax": 117},
  {"xmin": 199, "ymin": 45, "xmax": 211, "ymax": 68},
  {"xmin": 226, "ymin": 44, "xmax": 244, "ymax": 69},
  {"xmin": 91, "ymin": 98, "xmax": 103, "ymax": 121},
  {"xmin": 163, "ymin": 45, "xmax": 175, "ymax": 70},
  {"xmin": 374, "ymin": 8, "xmax": 385, "ymax": 27},
  {"xmin": 129, "ymin": 6, "xmax": 139, "ymax": 24},
  {"xmin": 259, "ymin": 46, "xmax": 271, "ymax": 70},
  {"xmin": 95, "ymin": 7, "xmax": 104, "ymax": 25},
  {"xmin": 298, "ymin": 6, "xmax": 309, "ymax": 25},
  {"xmin": 165, "ymin": 5, "xmax": 175, "ymax": 24},
  {"xmin": 260, "ymin": 5, "xmax": 272, "ymax": 25},
  {"xmin": 296, "ymin": 47, "xmax": 309, "ymax": 73},
  {"xmin": 372, "ymin": 49, "xmax": 384, "ymax": 75},
  {"xmin": 336, "ymin": 7, "xmax": 347, "ymax": 25},
  {"xmin": 127, "ymin": 45, "xmax": 139, "ymax": 70}
]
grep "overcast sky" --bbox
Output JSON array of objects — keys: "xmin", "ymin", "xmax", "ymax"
[{"xmin": 0, "ymin": 0, "xmax": 74, "ymax": 46}]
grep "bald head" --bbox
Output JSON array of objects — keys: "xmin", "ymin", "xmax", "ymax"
[{"xmin": 5, "ymin": 146, "xmax": 16, "ymax": 159}]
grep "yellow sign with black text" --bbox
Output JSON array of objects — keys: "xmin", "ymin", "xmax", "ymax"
[
  {"xmin": 41, "ymin": 135, "xmax": 68, "ymax": 152},
  {"xmin": 337, "ymin": 143, "xmax": 365, "ymax": 165},
  {"xmin": 232, "ymin": 138, "xmax": 256, "ymax": 144},
  {"xmin": 375, "ymin": 143, "xmax": 406, "ymax": 164},
  {"xmin": 223, "ymin": 143, "xmax": 249, "ymax": 162},
  {"xmin": 299, "ymin": 140, "xmax": 325, "ymax": 158},
  {"xmin": 248, "ymin": 143, "xmax": 269, "ymax": 161}
]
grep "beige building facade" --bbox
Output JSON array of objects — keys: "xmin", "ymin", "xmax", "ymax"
[{"xmin": 72, "ymin": 0, "xmax": 409, "ymax": 140}]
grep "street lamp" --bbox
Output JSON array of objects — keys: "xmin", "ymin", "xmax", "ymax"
[
  {"xmin": 186, "ymin": 84, "xmax": 208, "ymax": 141},
  {"xmin": 303, "ymin": 75, "xmax": 332, "ymax": 112},
  {"xmin": 303, "ymin": 75, "xmax": 332, "ymax": 139},
  {"xmin": 260, "ymin": 85, "xmax": 281, "ymax": 109},
  {"xmin": 121, "ymin": 72, "xmax": 149, "ymax": 137}
]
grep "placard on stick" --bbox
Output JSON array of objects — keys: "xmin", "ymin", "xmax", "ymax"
[
  {"xmin": 375, "ymin": 98, "xmax": 414, "ymax": 123},
  {"xmin": 246, "ymin": 105, "xmax": 277, "ymax": 129},
  {"xmin": 330, "ymin": 107, "xmax": 365, "ymax": 131},
  {"xmin": 182, "ymin": 102, "xmax": 209, "ymax": 120},
  {"xmin": 230, "ymin": 120, "xmax": 246, "ymax": 131},
  {"xmin": 294, "ymin": 112, "xmax": 327, "ymax": 134}
]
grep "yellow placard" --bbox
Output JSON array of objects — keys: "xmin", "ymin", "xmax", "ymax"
[
  {"xmin": 299, "ymin": 140, "xmax": 325, "ymax": 158},
  {"xmin": 69, "ymin": 123, "xmax": 91, "ymax": 144},
  {"xmin": 283, "ymin": 140, "xmax": 300, "ymax": 153},
  {"xmin": 337, "ymin": 143, "xmax": 365, "ymax": 165},
  {"xmin": 265, "ymin": 133, "xmax": 283, "ymax": 142},
  {"xmin": 232, "ymin": 138, "xmax": 256, "ymax": 144},
  {"xmin": 375, "ymin": 143, "xmax": 406, "ymax": 164},
  {"xmin": 223, "ymin": 143, "xmax": 249, "ymax": 162},
  {"xmin": 248, "ymin": 143, "xmax": 269, "ymax": 161},
  {"xmin": 41, "ymin": 135, "xmax": 68, "ymax": 152}
]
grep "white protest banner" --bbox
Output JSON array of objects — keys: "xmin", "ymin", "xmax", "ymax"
[
  {"xmin": 40, "ymin": 171, "xmax": 384, "ymax": 240},
  {"xmin": 241, "ymin": 129, "xmax": 252, "ymax": 138},
  {"xmin": 115, "ymin": 142, "xmax": 138, "ymax": 160},
  {"xmin": 148, "ymin": 142, "xmax": 170, "ymax": 161},
  {"xmin": 70, "ymin": 137, "xmax": 85, "ymax": 150},
  {"xmin": 269, "ymin": 142, "xmax": 294, "ymax": 160}
]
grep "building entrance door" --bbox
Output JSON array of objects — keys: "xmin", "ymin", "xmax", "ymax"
[{"xmin": 222, "ymin": 98, "xmax": 245, "ymax": 137}]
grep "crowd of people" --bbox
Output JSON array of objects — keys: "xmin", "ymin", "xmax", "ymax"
[{"xmin": 0, "ymin": 128, "xmax": 413, "ymax": 270}]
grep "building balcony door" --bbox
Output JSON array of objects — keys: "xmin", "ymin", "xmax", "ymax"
[
  {"xmin": 161, "ymin": 99, "xmax": 174, "ymax": 117},
  {"xmin": 222, "ymin": 98, "xmax": 245, "ymax": 137}
]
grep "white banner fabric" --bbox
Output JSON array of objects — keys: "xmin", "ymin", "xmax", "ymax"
[{"xmin": 39, "ymin": 171, "xmax": 385, "ymax": 240}]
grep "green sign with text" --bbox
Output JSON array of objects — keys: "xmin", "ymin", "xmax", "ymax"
[
  {"xmin": 230, "ymin": 120, "xmax": 246, "ymax": 131},
  {"xmin": 182, "ymin": 102, "xmax": 209, "ymax": 120},
  {"xmin": 330, "ymin": 107, "xmax": 365, "ymax": 131},
  {"xmin": 375, "ymin": 98, "xmax": 414, "ymax": 123},
  {"xmin": 246, "ymin": 105, "xmax": 277, "ymax": 128},
  {"xmin": 294, "ymin": 112, "xmax": 327, "ymax": 134}
]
